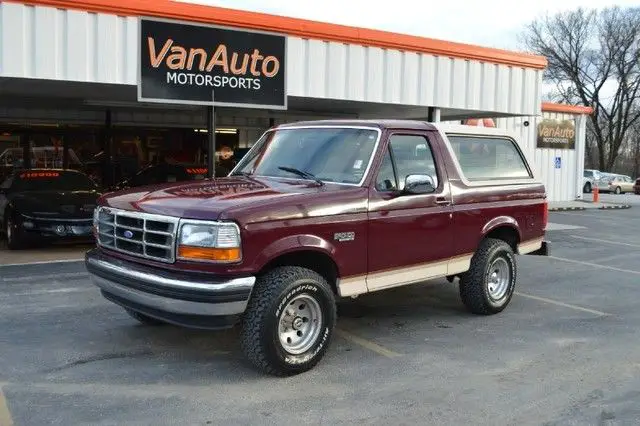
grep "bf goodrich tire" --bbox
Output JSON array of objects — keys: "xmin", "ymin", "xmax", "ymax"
[
  {"xmin": 125, "ymin": 308, "xmax": 167, "ymax": 326},
  {"xmin": 239, "ymin": 266, "xmax": 337, "ymax": 376},
  {"xmin": 459, "ymin": 238, "xmax": 517, "ymax": 315}
]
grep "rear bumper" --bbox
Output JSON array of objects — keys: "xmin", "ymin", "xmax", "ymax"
[{"xmin": 85, "ymin": 248, "xmax": 255, "ymax": 329}]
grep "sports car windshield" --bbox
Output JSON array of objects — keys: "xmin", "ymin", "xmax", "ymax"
[
  {"xmin": 231, "ymin": 127, "xmax": 380, "ymax": 185},
  {"xmin": 12, "ymin": 170, "xmax": 97, "ymax": 192}
]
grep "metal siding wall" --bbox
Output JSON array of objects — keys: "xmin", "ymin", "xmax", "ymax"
[
  {"xmin": 287, "ymin": 36, "xmax": 541, "ymax": 115},
  {"xmin": 1, "ymin": 3, "xmax": 542, "ymax": 115},
  {"xmin": 0, "ymin": 2, "xmax": 138, "ymax": 83}
]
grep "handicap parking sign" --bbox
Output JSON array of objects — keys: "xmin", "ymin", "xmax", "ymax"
[{"xmin": 554, "ymin": 157, "xmax": 561, "ymax": 169}]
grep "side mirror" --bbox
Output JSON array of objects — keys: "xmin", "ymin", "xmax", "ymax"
[{"xmin": 403, "ymin": 174, "xmax": 436, "ymax": 194}]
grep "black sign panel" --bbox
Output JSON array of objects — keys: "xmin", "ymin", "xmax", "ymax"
[
  {"xmin": 138, "ymin": 18, "xmax": 286, "ymax": 109},
  {"xmin": 536, "ymin": 118, "xmax": 576, "ymax": 150}
]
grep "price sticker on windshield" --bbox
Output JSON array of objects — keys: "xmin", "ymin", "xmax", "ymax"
[{"xmin": 20, "ymin": 172, "xmax": 60, "ymax": 178}]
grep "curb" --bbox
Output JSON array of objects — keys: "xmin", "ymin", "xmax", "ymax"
[
  {"xmin": 599, "ymin": 204, "xmax": 632, "ymax": 210},
  {"xmin": 548, "ymin": 206, "xmax": 587, "ymax": 212}
]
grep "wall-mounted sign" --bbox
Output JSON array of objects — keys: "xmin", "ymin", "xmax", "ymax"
[
  {"xmin": 537, "ymin": 118, "xmax": 576, "ymax": 150},
  {"xmin": 138, "ymin": 18, "xmax": 287, "ymax": 109},
  {"xmin": 554, "ymin": 156, "xmax": 562, "ymax": 169}
]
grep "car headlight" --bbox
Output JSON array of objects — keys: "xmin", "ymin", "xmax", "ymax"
[{"xmin": 177, "ymin": 220, "xmax": 242, "ymax": 263}]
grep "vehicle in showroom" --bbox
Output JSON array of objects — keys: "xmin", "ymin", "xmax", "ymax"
[
  {"xmin": 111, "ymin": 163, "xmax": 209, "ymax": 191},
  {"xmin": 0, "ymin": 168, "xmax": 101, "ymax": 249},
  {"xmin": 85, "ymin": 120, "xmax": 549, "ymax": 376}
]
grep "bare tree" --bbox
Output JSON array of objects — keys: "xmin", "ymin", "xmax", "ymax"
[{"xmin": 521, "ymin": 6, "xmax": 640, "ymax": 171}]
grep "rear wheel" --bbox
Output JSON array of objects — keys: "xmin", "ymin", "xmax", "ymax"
[
  {"xmin": 615, "ymin": 186, "xmax": 622, "ymax": 194},
  {"xmin": 459, "ymin": 238, "xmax": 517, "ymax": 315},
  {"xmin": 239, "ymin": 266, "xmax": 337, "ymax": 376}
]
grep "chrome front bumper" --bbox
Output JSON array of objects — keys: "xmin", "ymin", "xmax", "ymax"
[{"xmin": 85, "ymin": 249, "xmax": 255, "ymax": 328}]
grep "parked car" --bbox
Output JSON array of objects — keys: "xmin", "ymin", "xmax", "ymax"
[
  {"xmin": 606, "ymin": 174, "xmax": 634, "ymax": 194},
  {"xmin": 634, "ymin": 178, "xmax": 640, "ymax": 194},
  {"xmin": 583, "ymin": 169, "xmax": 601, "ymax": 193},
  {"xmin": 0, "ymin": 168, "xmax": 101, "ymax": 249},
  {"xmin": 85, "ymin": 120, "xmax": 549, "ymax": 376},
  {"xmin": 111, "ymin": 163, "xmax": 209, "ymax": 191}
]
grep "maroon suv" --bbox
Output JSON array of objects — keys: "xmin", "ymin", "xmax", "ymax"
[{"xmin": 85, "ymin": 119, "xmax": 549, "ymax": 376}]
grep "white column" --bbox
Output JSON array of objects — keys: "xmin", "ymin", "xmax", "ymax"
[{"xmin": 574, "ymin": 114, "xmax": 587, "ymax": 200}]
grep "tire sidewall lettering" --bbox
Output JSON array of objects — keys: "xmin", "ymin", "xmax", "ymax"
[{"xmin": 275, "ymin": 283, "xmax": 319, "ymax": 318}]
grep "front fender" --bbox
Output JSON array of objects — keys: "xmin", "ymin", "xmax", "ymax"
[{"xmin": 251, "ymin": 234, "xmax": 338, "ymax": 271}]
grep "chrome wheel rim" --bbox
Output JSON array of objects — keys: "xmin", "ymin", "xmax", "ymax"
[
  {"xmin": 278, "ymin": 293, "xmax": 323, "ymax": 355},
  {"xmin": 487, "ymin": 257, "xmax": 511, "ymax": 300}
]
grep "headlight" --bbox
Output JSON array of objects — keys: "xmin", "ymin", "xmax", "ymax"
[{"xmin": 177, "ymin": 220, "xmax": 241, "ymax": 263}]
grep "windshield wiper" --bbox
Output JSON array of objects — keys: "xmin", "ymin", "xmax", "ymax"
[{"xmin": 278, "ymin": 166, "xmax": 324, "ymax": 186}]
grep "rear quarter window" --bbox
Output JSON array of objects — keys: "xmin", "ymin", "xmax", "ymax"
[{"xmin": 446, "ymin": 134, "xmax": 532, "ymax": 181}]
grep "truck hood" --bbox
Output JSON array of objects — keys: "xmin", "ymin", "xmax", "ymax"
[{"xmin": 99, "ymin": 176, "xmax": 362, "ymax": 221}]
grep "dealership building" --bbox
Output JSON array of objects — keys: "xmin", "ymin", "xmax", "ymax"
[{"xmin": 0, "ymin": 0, "xmax": 592, "ymax": 202}]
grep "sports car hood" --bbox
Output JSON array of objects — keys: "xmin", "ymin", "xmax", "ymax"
[
  {"xmin": 12, "ymin": 190, "xmax": 100, "ymax": 218},
  {"xmin": 98, "ymin": 175, "xmax": 362, "ymax": 221}
]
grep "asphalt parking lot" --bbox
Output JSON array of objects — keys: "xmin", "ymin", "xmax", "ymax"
[{"xmin": 2, "ymin": 207, "xmax": 640, "ymax": 425}]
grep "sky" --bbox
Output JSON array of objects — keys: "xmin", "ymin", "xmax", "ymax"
[{"xmin": 178, "ymin": 0, "xmax": 640, "ymax": 51}]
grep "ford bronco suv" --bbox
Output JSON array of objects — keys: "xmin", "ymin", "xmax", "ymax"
[{"xmin": 85, "ymin": 119, "xmax": 549, "ymax": 376}]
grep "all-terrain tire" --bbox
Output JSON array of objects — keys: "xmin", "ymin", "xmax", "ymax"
[
  {"xmin": 458, "ymin": 238, "xmax": 517, "ymax": 315},
  {"xmin": 239, "ymin": 266, "xmax": 337, "ymax": 376},
  {"xmin": 125, "ymin": 308, "xmax": 167, "ymax": 326}
]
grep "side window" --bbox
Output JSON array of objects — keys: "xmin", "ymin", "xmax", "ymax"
[
  {"xmin": 374, "ymin": 134, "xmax": 439, "ymax": 192},
  {"xmin": 389, "ymin": 134, "xmax": 438, "ymax": 191},
  {"xmin": 447, "ymin": 134, "xmax": 531, "ymax": 181}
]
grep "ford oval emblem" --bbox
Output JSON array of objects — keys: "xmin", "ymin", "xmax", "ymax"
[{"xmin": 123, "ymin": 230, "xmax": 134, "ymax": 239}]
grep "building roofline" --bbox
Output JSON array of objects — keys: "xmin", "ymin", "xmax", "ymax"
[
  {"xmin": 10, "ymin": 0, "xmax": 548, "ymax": 70},
  {"xmin": 541, "ymin": 102, "xmax": 594, "ymax": 115}
]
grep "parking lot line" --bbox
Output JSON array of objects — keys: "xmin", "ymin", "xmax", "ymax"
[
  {"xmin": 549, "ymin": 255, "xmax": 640, "ymax": 276},
  {"xmin": 570, "ymin": 235, "xmax": 640, "ymax": 249},
  {"xmin": 0, "ymin": 384, "xmax": 14, "ymax": 426},
  {"xmin": 515, "ymin": 292, "xmax": 610, "ymax": 317},
  {"xmin": 335, "ymin": 328, "xmax": 403, "ymax": 358}
]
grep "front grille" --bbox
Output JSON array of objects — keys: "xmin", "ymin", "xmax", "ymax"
[{"xmin": 95, "ymin": 207, "xmax": 179, "ymax": 263}]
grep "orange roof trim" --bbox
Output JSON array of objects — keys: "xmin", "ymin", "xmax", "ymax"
[
  {"xmin": 11, "ymin": 0, "xmax": 548, "ymax": 70},
  {"xmin": 541, "ymin": 102, "xmax": 594, "ymax": 115}
]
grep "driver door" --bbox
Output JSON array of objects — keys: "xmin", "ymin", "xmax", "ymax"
[{"xmin": 366, "ymin": 131, "xmax": 455, "ymax": 292}]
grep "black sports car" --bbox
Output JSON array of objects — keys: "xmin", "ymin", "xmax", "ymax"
[{"xmin": 0, "ymin": 169, "xmax": 101, "ymax": 249}]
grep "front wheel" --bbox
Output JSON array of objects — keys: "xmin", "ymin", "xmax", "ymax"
[
  {"xmin": 583, "ymin": 182, "xmax": 592, "ymax": 193},
  {"xmin": 459, "ymin": 238, "xmax": 517, "ymax": 315},
  {"xmin": 5, "ymin": 216, "xmax": 24, "ymax": 250},
  {"xmin": 615, "ymin": 186, "xmax": 622, "ymax": 194},
  {"xmin": 239, "ymin": 266, "xmax": 337, "ymax": 376}
]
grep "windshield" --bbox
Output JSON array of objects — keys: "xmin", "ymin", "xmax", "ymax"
[
  {"xmin": 12, "ymin": 170, "xmax": 97, "ymax": 191},
  {"xmin": 231, "ymin": 127, "xmax": 380, "ymax": 185}
]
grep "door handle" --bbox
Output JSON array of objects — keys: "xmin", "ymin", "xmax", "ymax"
[{"xmin": 435, "ymin": 197, "xmax": 451, "ymax": 205}]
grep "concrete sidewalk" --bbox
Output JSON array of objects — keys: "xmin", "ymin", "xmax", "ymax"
[{"xmin": 548, "ymin": 199, "xmax": 632, "ymax": 211}]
